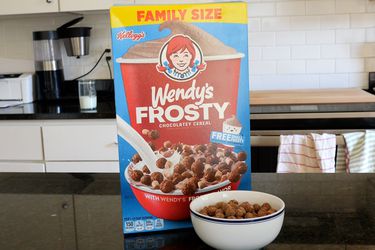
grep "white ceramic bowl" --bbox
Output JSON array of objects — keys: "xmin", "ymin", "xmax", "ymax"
[{"xmin": 190, "ymin": 190, "xmax": 285, "ymax": 250}]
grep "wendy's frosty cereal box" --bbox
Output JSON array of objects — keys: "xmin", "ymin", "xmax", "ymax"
[{"xmin": 110, "ymin": 2, "xmax": 251, "ymax": 234}]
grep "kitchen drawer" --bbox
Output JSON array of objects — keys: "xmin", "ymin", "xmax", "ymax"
[
  {"xmin": 0, "ymin": 162, "xmax": 45, "ymax": 173},
  {"xmin": 59, "ymin": 0, "xmax": 133, "ymax": 11},
  {"xmin": 0, "ymin": 0, "xmax": 59, "ymax": 15},
  {"xmin": 43, "ymin": 124, "xmax": 118, "ymax": 161},
  {"xmin": 45, "ymin": 161, "xmax": 119, "ymax": 173},
  {"xmin": 0, "ymin": 126, "xmax": 43, "ymax": 160}
]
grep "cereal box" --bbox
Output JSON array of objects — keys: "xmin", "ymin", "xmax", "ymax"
[{"xmin": 110, "ymin": 2, "xmax": 251, "ymax": 234}]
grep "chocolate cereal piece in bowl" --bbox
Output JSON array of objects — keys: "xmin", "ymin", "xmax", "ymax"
[
  {"xmin": 189, "ymin": 190, "xmax": 285, "ymax": 250},
  {"xmin": 125, "ymin": 143, "xmax": 248, "ymax": 221}
]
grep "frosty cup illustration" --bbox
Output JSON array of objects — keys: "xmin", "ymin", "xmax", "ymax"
[{"xmin": 117, "ymin": 21, "xmax": 244, "ymax": 148}]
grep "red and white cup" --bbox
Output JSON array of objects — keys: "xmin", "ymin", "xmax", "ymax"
[{"xmin": 116, "ymin": 53, "xmax": 244, "ymax": 148}]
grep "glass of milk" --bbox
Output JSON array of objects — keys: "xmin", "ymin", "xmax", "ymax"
[{"xmin": 78, "ymin": 80, "xmax": 97, "ymax": 110}]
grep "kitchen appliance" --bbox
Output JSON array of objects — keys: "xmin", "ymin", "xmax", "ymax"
[
  {"xmin": 0, "ymin": 73, "xmax": 35, "ymax": 108},
  {"xmin": 57, "ymin": 17, "xmax": 92, "ymax": 58},
  {"xmin": 249, "ymin": 88, "xmax": 375, "ymax": 172},
  {"xmin": 33, "ymin": 30, "xmax": 64, "ymax": 101}
]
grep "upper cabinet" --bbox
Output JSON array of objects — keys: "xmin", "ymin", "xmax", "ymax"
[
  {"xmin": 59, "ymin": 0, "xmax": 133, "ymax": 12},
  {"xmin": 0, "ymin": 0, "xmax": 59, "ymax": 15},
  {"xmin": 0, "ymin": 0, "xmax": 133, "ymax": 15}
]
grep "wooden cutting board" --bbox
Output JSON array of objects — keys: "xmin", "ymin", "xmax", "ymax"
[{"xmin": 250, "ymin": 88, "xmax": 375, "ymax": 105}]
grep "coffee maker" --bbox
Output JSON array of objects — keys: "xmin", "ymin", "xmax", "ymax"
[
  {"xmin": 33, "ymin": 30, "xmax": 64, "ymax": 101},
  {"xmin": 32, "ymin": 17, "xmax": 92, "ymax": 101}
]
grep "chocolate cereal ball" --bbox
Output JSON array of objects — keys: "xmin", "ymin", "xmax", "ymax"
[
  {"xmin": 142, "ymin": 165, "xmax": 150, "ymax": 174},
  {"xmin": 207, "ymin": 206, "xmax": 218, "ymax": 216},
  {"xmin": 257, "ymin": 209, "xmax": 268, "ymax": 217},
  {"xmin": 163, "ymin": 140, "xmax": 172, "ymax": 148},
  {"xmin": 240, "ymin": 202, "xmax": 253, "ymax": 213},
  {"xmin": 195, "ymin": 157, "xmax": 206, "ymax": 165},
  {"xmin": 228, "ymin": 199, "xmax": 239, "ymax": 206},
  {"xmin": 217, "ymin": 162, "xmax": 230, "ymax": 174},
  {"xmin": 140, "ymin": 175, "xmax": 152, "ymax": 186},
  {"xmin": 174, "ymin": 163, "xmax": 186, "ymax": 175},
  {"xmin": 235, "ymin": 207, "xmax": 246, "ymax": 218},
  {"xmin": 131, "ymin": 153, "xmax": 142, "ymax": 164},
  {"xmin": 237, "ymin": 151, "xmax": 247, "ymax": 161},
  {"xmin": 194, "ymin": 144, "xmax": 207, "ymax": 153},
  {"xmin": 181, "ymin": 181, "xmax": 197, "ymax": 195},
  {"xmin": 207, "ymin": 143, "xmax": 218, "ymax": 154},
  {"xmin": 181, "ymin": 171, "xmax": 193, "ymax": 179},
  {"xmin": 253, "ymin": 204, "xmax": 261, "ymax": 213},
  {"xmin": 151, "ymin": 180, "xmax": 160, "ymax": 190},
  {"xmin": 156, "ymin": 158, "xmax": 167, "ymax": 169},
  {"xmin": 261, "ymin": 202, "xmax": 271, "ymax": 211},
  {"xmin": 245, "ymin": 212, "xmax": 256, "ymax": 219},
  {"xmin": 188, "ymin": 177, "xmax": 199, "ymax": 189},
  {"xmin": 234, "ymin": 161, "xmax": 248, "ymax": 174},
  {"xmin": 130, "ymin": 170, "xmax": 143, "ymax": 182},
  {"xmin": 206, "ymin": 155, "xmax": 219, "ymax": 165},
  {"xmin": 172, "ymin": 143, "xmax": 183, "ymax": 153},
  {"xmin": 215, "ymin": 212, "xmax": 225, "ymax": 218},
  {"xmin": 224, "ymin": 206, "xmax": 236, "ymax": 217},
  {"xmin": 160, "ymin": 180, "xmax": 174, "ymax": 193},
  {"xmin": 172, "ymin": 173, "xmax": 184, "ymax": 185},
  {"xmin": 150, "ymin": 172, "xmax": 164, "ymax": 183},
  {"xmin": 228, "ymin": 171, "xmax": 241, "ymax": 183},
  {"xmin": 191, "ymin": 162, "xmax": 205, "ymax": 178},
  {"xmin": 148, "ymin": 130, "xmax": 160, "ymax": 140},
  {"xmin": 181, "ymin": 156, "xmax": 195, "ymax": 169},
  {"xmin": 204, "ymin": 168, "xmax": 216, "ymax": 182}
]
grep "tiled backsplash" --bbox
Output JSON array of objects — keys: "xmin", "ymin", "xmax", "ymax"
[
  {"xmin": 0, "ymin": 13, "xmax": 113, "ymax": 80},
  {"xmin": 249, "ymin": 0, "xmax": 375, "ymax": 90},
  {"xmin": 0, "ymin": 0, "xmax": 374, "ymax": 90}
]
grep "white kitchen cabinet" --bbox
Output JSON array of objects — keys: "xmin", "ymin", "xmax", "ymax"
[
  {"xmin": 0, "ymin": 119, "xmax": 119, "ymax": 173},
  {"xmin": 46, "ymin": 161, "xmax": 119, "ymax": 173},
  {"xmin": 0, "ymin": 0, "xmax": 59, "ymax": 15},
  {"xmin": 42, "ymin": 122, "xmax": 118, "ymax": 161},
  {"xmin": 0, "ymin": 126, "xmax": 43, "ymax": 161},
  {"xmin": 59, "ymin": 0, "xmax": 133, "ymax": 12},
  {"xmin": 0, "ymin": 162, "xmax": 45, "ymax": 173}
]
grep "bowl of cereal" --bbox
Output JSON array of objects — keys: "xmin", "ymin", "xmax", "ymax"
[
  {"xmin": 125, "ymin": 143, "xmax": 248, "ymax": 221},
  {"xmin": 189, "ymin": 190, "xmax": 285, "ymax": 250}
]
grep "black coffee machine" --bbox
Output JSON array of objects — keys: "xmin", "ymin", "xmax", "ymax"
[
  {"xmin": 33, "ymin": 31, "xmax": 64, "ymax": 101},
  {"xmin": 32, "ymin": 17, "xmax": 92, "ymax": 101}
]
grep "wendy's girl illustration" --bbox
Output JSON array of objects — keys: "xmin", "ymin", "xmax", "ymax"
[{"xmin": 157, "ymin": 34, "xmax": 206, "ymax": 81}]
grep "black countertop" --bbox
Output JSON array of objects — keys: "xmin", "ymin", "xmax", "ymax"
[
  {"xmin": 0, "ymin": 173, "xmax": 374, "ymax": 249},
  {"xmin": 0, "ymin": 99, "xmax": 115, "ymax": 120}
]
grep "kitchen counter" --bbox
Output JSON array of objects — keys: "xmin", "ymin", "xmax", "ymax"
[
  {"xmin": 0, "ymin": 99, "xmax": 115, "ymax": 120},
  {"xmin": 0, "ymin": 173, "xmax": 374, "ymax": 250}
]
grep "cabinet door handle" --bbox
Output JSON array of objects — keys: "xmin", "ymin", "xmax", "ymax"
[
  {"xmin": 62, "ymin": 203, "xmax": 69, "ymax": 209},
  {"xmin": 46, "ymin": 0, "xmax": 52, "ymax": 3}
]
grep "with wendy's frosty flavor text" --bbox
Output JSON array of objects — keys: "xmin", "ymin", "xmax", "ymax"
[{"xmin": 110, "ymin": 2, "xmax": 251, "ymax": 234}]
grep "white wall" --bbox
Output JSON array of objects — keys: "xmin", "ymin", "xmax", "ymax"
[
  {"xmin": 0, "ymin": 0, "xmax": 374, "ymax": 90},
  {"xmin": 249, "ymin": 0, "xmax": 375, "ymax": 90}
]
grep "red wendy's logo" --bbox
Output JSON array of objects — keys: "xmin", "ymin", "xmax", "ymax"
[{"xmin": 156, "ymin": 34, "xmax": 206, "ymax": 82}]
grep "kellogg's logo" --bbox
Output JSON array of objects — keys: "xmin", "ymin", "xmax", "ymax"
[
  {"xmin": 156, "ymin": 34, "xmax": 206, "ymax": 82},
  {"xmin": 116, "ymin": 30, "xmax": 145, "ymax": 41}
]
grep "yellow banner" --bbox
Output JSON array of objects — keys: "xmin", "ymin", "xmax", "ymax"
[{"xmin": 110, "ymin": 2, "xmax": 247, "ymax": 28}]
